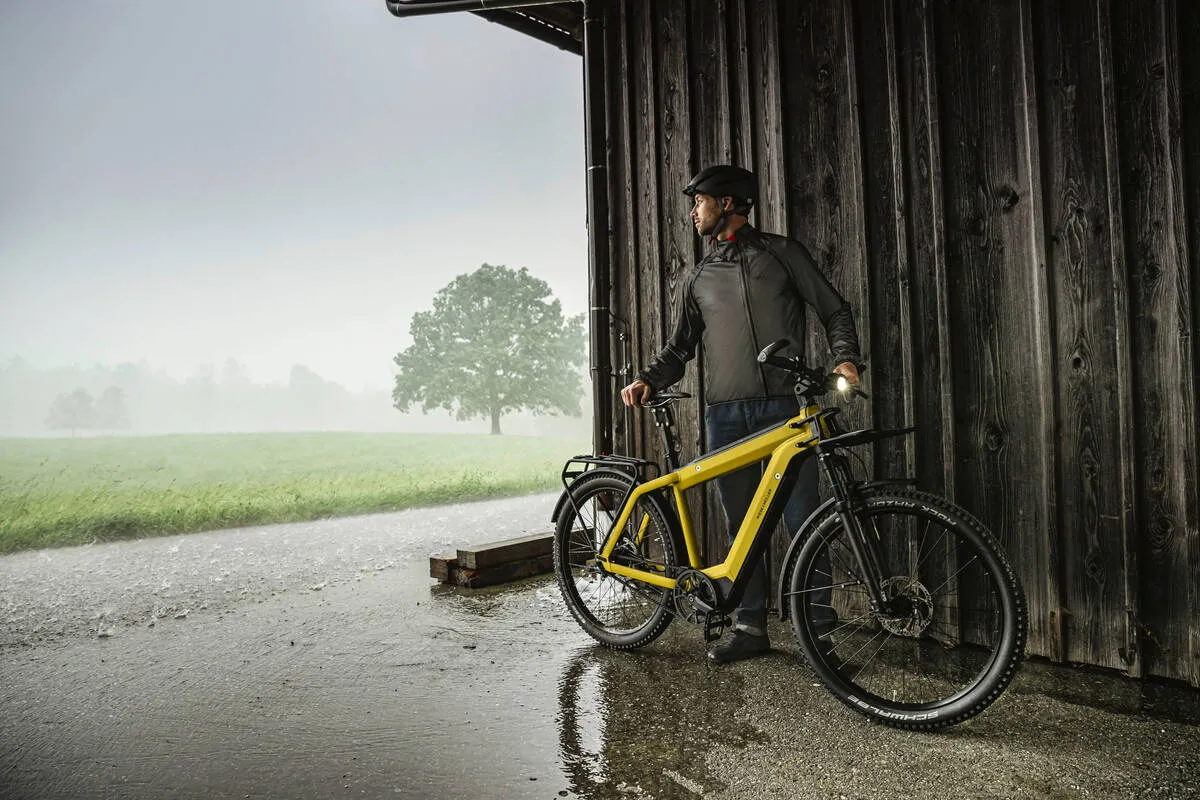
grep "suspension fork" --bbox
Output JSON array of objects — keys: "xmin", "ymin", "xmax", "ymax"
[{"xmin": 817, "ymin": 449, "xmax": 892, "ymax": 613}]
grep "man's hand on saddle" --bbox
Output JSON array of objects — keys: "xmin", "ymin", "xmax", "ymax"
[{"xmin": 621, "ymin": 379, "xmax": 653, "ymax": 407}]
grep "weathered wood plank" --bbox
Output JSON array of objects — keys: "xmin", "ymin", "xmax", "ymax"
[
  {"xmin": 932, "ymin": 0, "xmax": 1062, "ymax": 660},
  {"xmin": 774, "ymin": 0, "xmax": 873, "ymax": 581},
  {"xmin": 746, "ymin": 0, "xmax": 787, "ymax": 236},
  {"xmin": 778, "ymin": 1, "xmax": 871, "ymax": 381},
  {"xmin": 654, "ymin": 0, "xmax": 711, "ymax": 556},
  {"xmin": 630, "ymin": 0, "xmax": 665, "ymax": 470},
  {"xmin": 429, "ymin": 553, "xmax": 457, "ymax": 582},
  {"xmin": 1033, "ymin": 0, "xmax": 1140, "ymax": 674},
  {"xmin": 895, "ymin": 0, "xmax": 956, "ymax": 496},
  {"xmin": 457, "ymin": 533, "xmax": 553, "ymax": 570},
  {"xmin": 727, "ymin": 0, "xmax": 754, "ymax": 170},
  {"xmin": 689, "ymin": 0, "xmax": 733, "ymax": 170},
  {"xmin": 853, "ymin": 0, "xmax": 914, "ymax": 481},
  {"xmin": 1177, "ymin": 0, "xmax": 1200, "ymax": 689},
  {"xmin": 447, "ymin": 554, "xmax": 555, "ymax": 589},
  {"xmin": 1111, "ymin": 0, "xmax": 1200, "ymax": 683},
  {"xmin": 608, "ymin": 0, "xmax": 642, "ymax": 459},
  {"xmin": 656, "ymin": 0, "xmax": 702, "ymax": 464},
  {"xmin": 702, "ymin": 0, "xmax": 756, "ymax": 556},
  {"xmin": 1019, "ymin": 0, "xmax": 1066, "ymax": 664},
  {"xmin": 687, "ymin": 0, "xmax": 737, "ymax": 559},
  {"xmin": 742, "ymin": 0, "xmax": 788, "ymax": 581}
]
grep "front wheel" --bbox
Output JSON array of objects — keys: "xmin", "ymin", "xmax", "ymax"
[
  {"xmin": 785, "ymin": 487, "xmax": 1027, "ymax": 730},
  {"xmin": 553, "ymin": 472, "xmax": 681, "ymax": 649}
]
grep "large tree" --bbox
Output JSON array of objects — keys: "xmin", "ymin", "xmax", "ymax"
[
  {"xmin": 45, "ymin": 388, "xmax": 94, "ymax": 436},
  {"xmin": 393, "ymin": 264, "xmax": 586, "ymax": 435}
]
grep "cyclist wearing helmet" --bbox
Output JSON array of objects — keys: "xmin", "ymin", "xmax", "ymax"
[{"xmin": 620, "ymin": 164, "xmax": 862, "ymax": 664}]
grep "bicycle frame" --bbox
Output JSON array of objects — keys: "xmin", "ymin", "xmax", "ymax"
[{"xmin": 594, "ymin": 402, "xmax": 825, "ymax": 607}]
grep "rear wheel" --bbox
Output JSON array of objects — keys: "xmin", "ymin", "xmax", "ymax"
[
  {"xmin": 554, "ymin": 472, "xmax": 681, "ymax": 649},
  {"xmin": 786, "ymin": 488, "xmax": 1026, "ymax": 729}
]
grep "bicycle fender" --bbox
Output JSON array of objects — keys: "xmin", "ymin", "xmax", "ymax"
[
  {"xmin": 775, "ymin": 496, "xmax": 839, "ymax": 622},
  {"xmin": 551, "ymin": 489, "xmax": 571, "ymax": 524},
  {"xmin": 550, "ymin": 467, "xmax": 637, "ymax": 523}
]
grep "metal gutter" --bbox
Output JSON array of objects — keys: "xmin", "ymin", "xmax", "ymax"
[
  {"xmin": 386, "ymin": 0, "xmax": 572, "ymax": 17},
  {"xmin": 384, "ymin": 0, "xmax": 611, "ymax": 455},
  {"xmin": 581, "ymin": 0, "xmax": 612, "ymax": 455},
  {"xmin": 473, "ymin": 9, "xmax": 581, "ymax": 54}
]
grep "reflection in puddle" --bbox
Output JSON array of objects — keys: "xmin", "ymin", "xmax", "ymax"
[
  {"xmin": 558, "ymin": 655, "xmax": 610, "ymax": 790},
  {"xmin": 554, "ymin": 642, "xmax": 766, "ymax": 799}
]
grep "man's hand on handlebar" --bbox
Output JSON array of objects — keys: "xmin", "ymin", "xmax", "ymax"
[
  {"xmin": 832, "ymin": 361, "xmax": 860, "ymax": 385},
  {"xmin": 621, "ymin": 379, "xmax": 653, "ymax": 407}
]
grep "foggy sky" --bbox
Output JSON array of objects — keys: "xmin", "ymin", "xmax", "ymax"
[{"xmin": 0, "ymin": 0, "xmax": 587, "ymax": 392}]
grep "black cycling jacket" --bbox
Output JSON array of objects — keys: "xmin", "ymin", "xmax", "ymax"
[{"xmin": 636, "ymin": 224, "xmax": 862, "ymax": 405}]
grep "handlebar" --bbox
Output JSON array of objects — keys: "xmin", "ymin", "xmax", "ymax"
[{"xmin": 757, "ymin": 339, "xmax": 868, "ymax": 400}]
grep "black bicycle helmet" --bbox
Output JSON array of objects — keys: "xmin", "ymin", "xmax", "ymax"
[{"xmin": 683, "ymin": 165, "xmax": 757, "ymax": 210}]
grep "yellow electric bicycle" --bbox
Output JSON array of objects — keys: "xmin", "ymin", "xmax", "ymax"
[{"xmin": 552, "ymin": 339, "xmax": 1027, "ymax": 730}]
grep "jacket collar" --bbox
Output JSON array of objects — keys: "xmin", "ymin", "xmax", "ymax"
[{"xmin": 707, "ymin": 222, "xmax": 762, "ymax": 252}]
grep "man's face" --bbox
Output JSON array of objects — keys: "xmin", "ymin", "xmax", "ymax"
[{"xmin": 690, "ymin": 192, "xmax": 724, "ymax": 236}]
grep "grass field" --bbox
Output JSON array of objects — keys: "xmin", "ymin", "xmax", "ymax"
[{"xmin": 0, "ymin": 432, "xmax": 588, "ymax": 554}]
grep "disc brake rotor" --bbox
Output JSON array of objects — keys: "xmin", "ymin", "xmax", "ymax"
[{"xmin": 877, "ymin": 576, "xmax": 934, "ymax": 637}]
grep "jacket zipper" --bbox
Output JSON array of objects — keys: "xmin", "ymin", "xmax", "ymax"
[{"xmin": 735, "ymin": 244, "xmax": 769, "ymax": 396}]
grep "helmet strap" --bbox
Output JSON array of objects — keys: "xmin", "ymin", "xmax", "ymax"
[{"xmin": 709, "ymin": 197, "xmax": 735, "ymax": 241}]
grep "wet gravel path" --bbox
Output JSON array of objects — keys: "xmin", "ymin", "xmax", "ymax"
[
  {"xmin": 0, "ymin": 493, "xmax": 558, "ymax": 647},
  {"xmin": 2, "ymin": 492, "xmax": 1199, "ymax": 799}
]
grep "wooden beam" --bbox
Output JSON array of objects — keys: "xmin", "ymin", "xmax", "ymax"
[{"xmin": 456, "ymin": 533, "xmax": 553, "ymax": 570}]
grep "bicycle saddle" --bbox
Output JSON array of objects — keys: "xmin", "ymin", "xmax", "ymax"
[{"xmin": 643, "ymin": 391, "xmax": 691, "ymax": 409}]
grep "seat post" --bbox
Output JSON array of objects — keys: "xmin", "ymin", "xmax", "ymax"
[{"xmin": 651, "ymin": 405, "xmax": 682, "ymax": 471}]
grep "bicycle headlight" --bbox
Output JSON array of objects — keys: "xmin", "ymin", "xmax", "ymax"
[{"xmin": 836, "ymin": 375, "xmax": 850, "ymax": 393}]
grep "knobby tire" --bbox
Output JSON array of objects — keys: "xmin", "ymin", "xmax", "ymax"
[
  {"xmin": 785, "ymin": 487, "xmax": 1027, "ymax": 730},
  {"xmin": 553, "ymin": 471, "xmax": 682, "ymax": 649}
]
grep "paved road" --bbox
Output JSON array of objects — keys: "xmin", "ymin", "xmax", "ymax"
[{"xmin": 2, "ymin": 493, "xmax": 1198, "ymax": 799}]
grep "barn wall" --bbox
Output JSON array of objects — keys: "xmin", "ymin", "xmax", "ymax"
[{"xmin": 599, "ymin": 0, "xmax": 1199, "ymax": 684}]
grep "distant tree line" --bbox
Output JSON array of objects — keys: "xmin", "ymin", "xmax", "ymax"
[
  {"xmin": 45, "ymin": 386, "xmax": 130, "ymax": 435},
  {"xmin": 0, "ymin": 358, "xmax": 400, "ymax": 436},
  {"xmin": 0, "ymin": 356, "xmax": 589, "ymax": 438}
]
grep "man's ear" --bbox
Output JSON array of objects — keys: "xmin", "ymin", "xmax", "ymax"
[{"xmin": 721, "ymin": 196, "xmax": 734, "ymax": 212}]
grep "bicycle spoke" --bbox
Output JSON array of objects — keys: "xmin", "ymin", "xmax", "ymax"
[
  {"xmin": 924, "ymin": 554, "xmax": 981, "ymax": 599},
  {"xmin": 554, "ymin": 477, "xmax": 681, "ymax": 648},
  {"xmin": 789, "ymin": 491, "xmax": 1023, "ymax": 724},
  {"xmin": 852, "ymin": 629, "xmax": 898, "ymax": 684}
]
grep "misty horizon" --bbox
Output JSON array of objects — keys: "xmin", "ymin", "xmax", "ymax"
[
  {"xmin": 0, "ymin": 354, "xmax": 590, "ymax": 439},
  {"xmin": 1, "ymin": 3, "xmax": 589, "ymax": 395}
]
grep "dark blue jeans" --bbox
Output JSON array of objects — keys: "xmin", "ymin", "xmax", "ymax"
[{"xmin": 705, "ymin": 397, "xmax": 819, "ymax": 635}]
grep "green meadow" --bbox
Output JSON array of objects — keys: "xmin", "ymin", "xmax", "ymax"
[{"xmin": 0, "ymin": 432, "xmax": 587, "ymax": 554}]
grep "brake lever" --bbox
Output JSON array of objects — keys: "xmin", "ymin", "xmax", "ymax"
[{"xmin": 830, "ymin": 373, "xmax": 870, "ymax": 400}]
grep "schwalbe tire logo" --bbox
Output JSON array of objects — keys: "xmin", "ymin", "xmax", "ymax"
[{"xmin": 846, "ymin": 694, "xmax": 941, "ymax": 722}]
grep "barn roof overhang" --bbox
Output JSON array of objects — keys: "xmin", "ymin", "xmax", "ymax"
[
  {"xmin": 384, "ymin": 0, "xmax": 611, "ymax": 454},
  {"xmin": 385, "ymin": 1, "xmax": 584, "ymax": 55}
]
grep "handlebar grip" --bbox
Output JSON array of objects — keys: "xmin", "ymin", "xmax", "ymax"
[{"xmin": 757, "ymin": 338, "xmax": 791, "ymax": 363}]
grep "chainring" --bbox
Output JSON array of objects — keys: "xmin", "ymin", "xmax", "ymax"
[{"xmin": 672, "ymin": 568, "xmax": 723, "ymax": 625}]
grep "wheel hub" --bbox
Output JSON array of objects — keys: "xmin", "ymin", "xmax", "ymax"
[{"xmin": 877, "ymin": 576, "xmax": 934, "ymax": 637}]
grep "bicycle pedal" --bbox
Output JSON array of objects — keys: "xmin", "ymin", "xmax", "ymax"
[{"xmin": 703, "ymin": 613, "xmax": 730, "ymax": 643}]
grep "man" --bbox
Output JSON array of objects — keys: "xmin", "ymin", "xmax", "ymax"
[{"xmin": 620, "ymin": 164, "xmax": 862, "ymax": 664}]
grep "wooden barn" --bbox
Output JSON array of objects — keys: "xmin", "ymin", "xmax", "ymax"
[{"xmin": 388, "ymin": 0, "xmax": 1200, "ymax": 688}]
